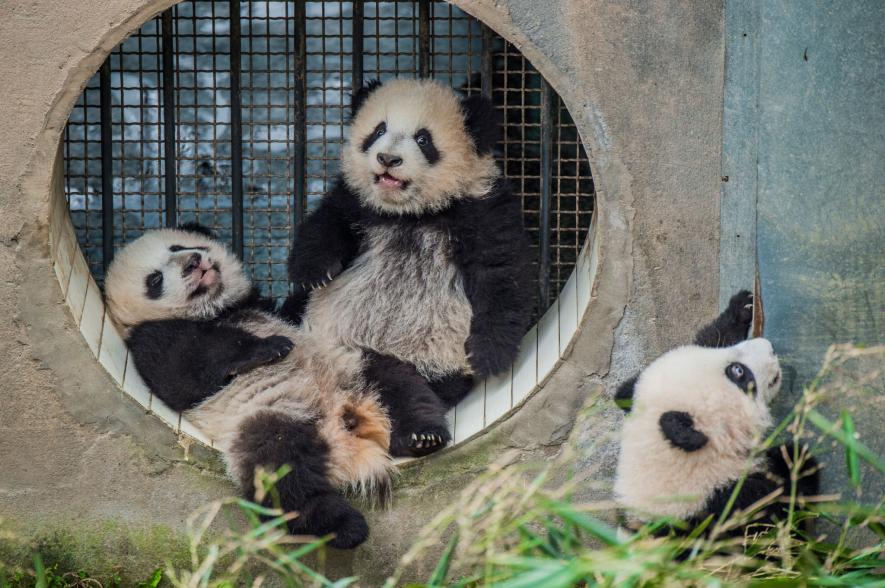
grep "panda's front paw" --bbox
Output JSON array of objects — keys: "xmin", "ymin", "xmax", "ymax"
[
  {"xmin": 232, "ymin": 336, "xmax": 294, "ymax": 376},
  {"xmin": 723, "ymin": 290, "xmax": 754, "ymax": 331},
  {"xmin": 390, "ymin": 423, "xmax": 451, "ymax": 458},
  {"xmin": 293, "ymin": 258, "xmax": 344, "ymax": 291}
]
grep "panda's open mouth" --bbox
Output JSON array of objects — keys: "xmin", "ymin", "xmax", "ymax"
[{"xmin": 374, "ymin": 172, "xmax": 410, "ymax": 191}]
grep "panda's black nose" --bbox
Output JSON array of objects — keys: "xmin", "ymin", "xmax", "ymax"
[{"xmin": 377, "ymin": 152, "xmax": 403, "ymax": 168}]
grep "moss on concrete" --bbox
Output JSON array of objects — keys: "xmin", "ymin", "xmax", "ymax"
[{"xmin": 0, "ymin": 519, "xmax": 189, "ymax": 585}]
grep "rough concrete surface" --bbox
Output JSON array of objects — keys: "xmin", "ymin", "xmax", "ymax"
[{"xmin": 0, "ymin": 0, "xmax": 724, "ymax": 583}]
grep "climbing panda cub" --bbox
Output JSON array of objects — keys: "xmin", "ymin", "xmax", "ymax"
[
  {"xmin": 105, "ymin": 225, "xmax": 392, "ymax": 549},
  {"xmin": 283, "ymin": 78, "xmax": 534, "ymax": 457},
  {"xmin": 613, "ymin": 291, "xmax": 819, "ymax": 535}
]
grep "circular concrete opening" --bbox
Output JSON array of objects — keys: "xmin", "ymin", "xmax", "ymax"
[{"xmin": 50, "ymin": 0, "xmax": 600, "ymax": 451}]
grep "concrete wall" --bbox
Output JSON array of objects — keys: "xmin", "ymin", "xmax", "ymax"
[{"xmin": 0, "ymin": 0, "xmax": 724, "ymax": 582}]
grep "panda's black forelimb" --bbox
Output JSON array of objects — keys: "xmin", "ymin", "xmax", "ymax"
[
  {"xmin": 429, "ymin": 373, "xmax": 474, "ymax": 408},
  {"xmin": 283, "ymin": 182, "xmax": 364, "ymax": 323},
  {"xmin": 450, "ymin": 180, "xmax": 535, "ymax": 378},
  {"xmin": 233, "ymin": 411, "xmax": 369, "ymax": 549},
  {"xmin": 659, "ymin": 411, "xmax": 709, "ymax": 452},
  {"xmin": 127, "ymin": 319, "xmax": 293, "ymax": 412},
  {"xmin": 693, "ymin": 443, "xmax": 820, "ymax": 536},
  {"xmin": 694, "ymin": 290, "xmax": 754, "ymax": 348},
  {"xmin": 362, "ymin": 351, "xmax": 451, "ymax": 457}
]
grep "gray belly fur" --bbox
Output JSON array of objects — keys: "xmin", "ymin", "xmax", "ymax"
[{"xmin": 305, "ymin": 225, "xmax": 473, "ymax": 379}]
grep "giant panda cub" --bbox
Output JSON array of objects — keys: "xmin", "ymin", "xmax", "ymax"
[
  {"xmin": 613, "ymin": 291, "xmax": 819, "ymax": 536},
  {"xmin": 283, "ymin": 79, "xmax": 534, "ymax": 457},
  {"xmin": 104, "ymin": 225, "xmax": 392, "ymax": 549}
]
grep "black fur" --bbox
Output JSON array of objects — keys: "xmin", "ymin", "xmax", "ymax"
[
  {"xmin": 127, "ymin": 317, "xmax": 293, "ymax": 412},
  {"xmin": 659, "ymin": 411, "xmax": 709, "ymax": 452},
  {"xmin": 460, "ymin": 93, "xmax": 501, "ymax": 155},
  {"xmin": 688, "ymin": 444, "xmax": 820, "ymax": 537},
  {"xmin": 350, "ymin": 79, "xmax": 383, "ymax": 118},
  {"xmin": 233, "ymin": 412, "xmax": 369, "ymax": 549},
  {"xmin": 362, "ymin": 351, "xmax": 451, "ymax": 457},
  {"xmin": 285, "ymin": 181, "xmax": 362, "ymax": 302},
  {"xmin": 178, "ymin": 221, "xmax": 214, "ymax": 238},
  {"xmin": 694, "ymin": 290, "xmax": 754, "ymax": 348},
  {"xmin": 429, "ymin": 373, "xmax": 474, "ymax": 408}
]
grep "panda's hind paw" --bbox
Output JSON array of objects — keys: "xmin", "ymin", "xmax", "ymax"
[{"xmin": 391, "ymin": 425, "xmax": 451, "ymax": 457}]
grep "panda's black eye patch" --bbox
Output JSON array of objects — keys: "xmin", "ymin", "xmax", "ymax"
[
  {"xmin": 145, "ymin": 270, "xmax": 164, "ymax": 300},
  {"xmin": 169, "ymin": 245, "xmax": 208, "ymax": 252},
  {"xmin": 361, "ymin": 121, "xmax": 386, "ymax": 153},
  {"xmin": 414, "ymin": 128, "xmax": 440, "ymax": 164},
  {"xmin": 726, "ymin": 362, "xmax": 756, "ymax": 394}
]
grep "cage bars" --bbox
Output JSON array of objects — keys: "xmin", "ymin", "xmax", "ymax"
[
  {"xmin": 162, "ymin": 10, "xmax": 177, "ymax": 227},
  {"xmin": 99, "ymin": 60, "xmax": 114, "ymax": 271}
]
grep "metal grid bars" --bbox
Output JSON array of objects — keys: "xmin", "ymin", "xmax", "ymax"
[{"xmin": 62, "ymin": 0, "xmax": 594, "ymax": 317}]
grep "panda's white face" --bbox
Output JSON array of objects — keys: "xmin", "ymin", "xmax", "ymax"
[
  {"xmin": 104, "ymin": 228, "xmax": 251, "ymax": 332},
  {"xmin": 341, "ymin": 79, "xmax": 499, "ymax": 216},
  {"xmin": 615, "ymin": 338, "xmax": 782, "ymax": 519},
  {"xmin": 634, "ymin": 338, "xmax": 782, "ymax": 441}
]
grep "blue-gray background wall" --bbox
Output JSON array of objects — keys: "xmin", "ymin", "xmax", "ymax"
[{"xmin": 722, "ymin": 0, "xmax": 884, "ymax": 498}]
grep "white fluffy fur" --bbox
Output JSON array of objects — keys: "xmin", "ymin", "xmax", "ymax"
[
  {"xmin": 342, "ymin": 78, "xmax": 500, "ymax": 216},
  {"xmin": 614, "ymin": 338, "xmax": 782, "ymax": 521},
  {"xmin": 304, "ymin": 224, "xmax": 474, "ymax": 379},
  {"xmin": 105, "ymin": 228, "xmax": 251, "ymax": 335},
  {"xmin": 104, "ymin": 231, "xmax": 393, "ymax": 496}
]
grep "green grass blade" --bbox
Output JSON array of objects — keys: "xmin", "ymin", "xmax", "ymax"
[
  {"xmin": 841, "ymin": 410, "xmax": 862, "ymax": 488},
  {"xmin": 426, "ymin": 533, "xmax": 458, "ymax": 587},
  {"xmin": 807, "ymin": 410, "xmax": 885, "ymax": 474}
]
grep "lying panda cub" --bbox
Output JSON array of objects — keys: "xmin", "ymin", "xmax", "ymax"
[
  {"xmin": 614, "ymin": 291, "xmax": 819, "ymax": 536},
  {"xmin": 105, "ymin": 225, "xmax": 392, "ymax": 549},
  {"xmin": 283, "ymin": 78, "xmax": 534, "ymax": 457}
]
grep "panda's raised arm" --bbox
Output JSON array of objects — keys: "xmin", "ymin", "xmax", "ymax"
[
  {"xmin": 693, "ymin": 290, "xmax": 754, "ymax": 348},
  {"xmin": 450, "ymin": 181, "xmax": 535, "ymax": 377},
  {"xmin": 127, "ymin": 319, "xmax": 293, "ymax": 412},
  {"xmin": 287, "ymin": 182, "xmax": 364, "ymax": 294}
]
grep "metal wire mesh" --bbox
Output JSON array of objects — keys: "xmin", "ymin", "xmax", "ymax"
[{"xmin": 63, "ymin": 0, "xmax": 594, "ymax": 317}]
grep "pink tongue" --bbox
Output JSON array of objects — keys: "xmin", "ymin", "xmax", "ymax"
[{"xmin": 379, "ymin": 174, "xmax": 403, "ymax": 189}]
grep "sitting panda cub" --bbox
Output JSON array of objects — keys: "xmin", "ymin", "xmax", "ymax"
[
  {"xmin": 614, "ymin": 291, "xmax": 819, "ymax": 535},
  {"xmin": 105, "ymin": 225, "xmax": 392, "ymax": 549},
  {"xmin": 283, "ymin": 79, "xmax": 534, "ymax": 457}
]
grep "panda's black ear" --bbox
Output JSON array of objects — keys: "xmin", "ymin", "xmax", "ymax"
[
  {"xmin": 614, "ymin": 374, "xmax": 639, "ymax": 413},
  {"xmin": 178, "ymin": 222, "xmax": 214, "ymax": 238},
  {"xmin": 350, "ymin": 79, "xmax": 383, "ymax": 118},
  {"xmin": 461, "ymin": 93, "xmax": 501, "ymax": 155}
]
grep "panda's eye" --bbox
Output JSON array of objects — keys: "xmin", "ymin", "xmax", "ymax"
[
  {"xmin": 145, "ymin": 270, "xmax": 164, "ymax": 300},
  {"xmin": 727, "ymin": 363, "xmax": 745, "ymax": 380},
  {"xmin": 169, "ymin": 245, "xmax": 185, "ymax": 252},
  {"xmin": 726, "ymin": 362, "xmax": 756, "ymax": 394},
  {"xmin": 375, "ymin": 122, "xmax": 386, "ymax": 137},
  {"xmin": 415, "ymin": 133, "xmax": 428, "ymax": 146}
]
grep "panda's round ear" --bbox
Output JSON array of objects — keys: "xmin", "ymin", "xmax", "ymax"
[
  {"xmin": 350, "ymin": 79, "xmax": 383, "ymax": 119},
  {"xmin": 614, "ymin": 374, "xmax": 639, "ymax": 413},
  {"xmin": 461, "ymin": 93, "xmax": 501, "ymax": 155},
  {"xmin": 178, "ymin": 222, "xmax": 214, "ymax": 238}
]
